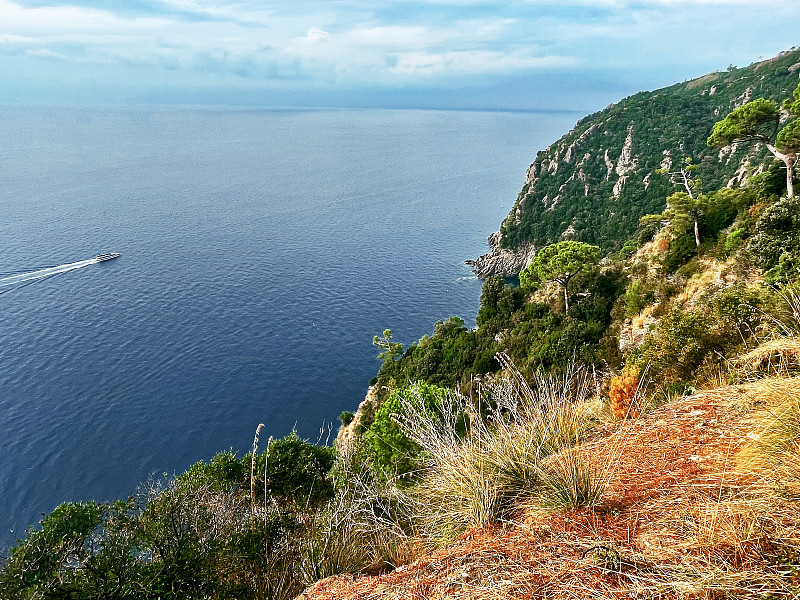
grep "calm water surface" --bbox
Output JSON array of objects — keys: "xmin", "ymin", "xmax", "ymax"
[{"xmin": 0, "ymin": 106, "xmax": 577, "ymax": 546}]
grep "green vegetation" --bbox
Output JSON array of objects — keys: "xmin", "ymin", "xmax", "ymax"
[
  {"xmin": 519, "ymin": 241, "xmax": 601, "ymax": 312},
  {"xmin": 708, "ymin": 82, "xmax": 800, "ymax": 197},
  {"xmin": 0, "ymin": 434, "xmax": 336, "ymax": 600},
  {"xmin": 362, "ymin": 381, "xmax": 451, "ymax": 481},
  {"xmin": 498, "ymin": 48, "xmax": 800, "ymax": 253},
  {"xmin": 4, "ymin": 47, "xmax": 800, "ymax": 600}
]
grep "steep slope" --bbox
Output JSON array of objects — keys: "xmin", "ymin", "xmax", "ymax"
[
  {"xmin": 470, "ymin": 47, "xmax": 800, "ymax": 277},
  {"xmin": 300, "ymin": 377, "xmax": 800, "ymax": 599}
]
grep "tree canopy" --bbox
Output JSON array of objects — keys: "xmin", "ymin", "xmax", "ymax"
[
  {"xmin": 706, "ymin": 98, "xmax": 781, "ymax": 147},
  {"xmin": 520, "ymin": 241, "xmax": 601, "ymax": 313},
  {"xmin": 708, "ymin": 83, "xmax": 800, "ymax": 198}
]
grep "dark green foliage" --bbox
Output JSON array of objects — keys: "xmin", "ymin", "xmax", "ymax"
[
  {"xmin": 476, "ymin": 275, "xmax": 525, "ymax": 334},
  {"xmin": 701, "ymin": 189, "xmax": 738, "ymax": 237},
  {"xmin": 748, "ymin": 195, "xmax": 800, "ymax": 283},
  {"xmin": 637, "ymin": 221, "xmax": 661, "ymax": 246},
  {"xmin": 0, "ymin": 501, "xmax": 104, "ymax": 599},
  {"xmin": 374, "ymin": 316, "xmax": 492, "ymax": 391},
  {"xmin": 498, "ymin": 48, "xmax": 800, "ymax": 254},
  {"xmin": 373, "ymin": 264, "xmax": 622, "ymax": 395},
  {"xmin": 178, "ymin": 449, "xmax": 246, "ymax": 493},
  {"xmin": 777, "ymin": 118, "xmax": 800, "ymax": 153},
  {"xmin": 252, "ymin": 432, "xmax": 336, "ymax": 509},
  {"xmin": 520, "ymin": 241, "xmax": 602, "ymax": 313},
  {"xmin": 662, "ymin": 234, "xmax": 697, "ymax": 273},
  {"xmin": 363, "ymin": 381, "xmax": 450, "ymax": 480},
  {"xmin": 635, "ymin": 285, "xmax": 773, "ymax": 382},
  {"xmin": 339, "ymin": 411, "xmax": 355, "ymax": 427},
  {"xmin": 708, "ymin": 81, "xmax": 800, "ymax": 197},
  {"xmin": 624, "ymin": 279, "xmax": 655, "ymax": 317},
  {"xmin": 636, "ymin": 308, "xmax": 718, "ymax": 382},
  {"xmin": 749, "ymin": 162, "xmax": 787, "ymax": 197},
  {"xmin": 1, "ymin": 437, "xmax": 338, "ymax": 600},
  {"xmin": 707, "ymin": 97, "xmax": 780, "ymax": 147}
]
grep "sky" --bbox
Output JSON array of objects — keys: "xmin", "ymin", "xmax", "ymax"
[{"xmin": 0, "ymin": 0, "xmax": 798, "ymax": 110}]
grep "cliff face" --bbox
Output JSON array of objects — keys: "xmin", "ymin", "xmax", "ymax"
[
  {"xmin": 463, "ymin": 232, "xmax": 536, "ymax": 278},
  {"xmin": 470, "ymin": 48, "xmax": 800, "ymax": 277}
]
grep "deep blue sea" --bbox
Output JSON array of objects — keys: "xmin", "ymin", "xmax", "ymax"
[{"xmin": 0, "ymin": 106, "xmax": 577, "ymax": 547}]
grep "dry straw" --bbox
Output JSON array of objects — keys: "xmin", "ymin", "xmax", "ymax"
[{"xmin": 390, "ymin": 354, "xmax": 624, "ymax": 543}]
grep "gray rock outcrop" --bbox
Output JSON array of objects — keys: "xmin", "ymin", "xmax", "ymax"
[{"xmin": 465, "ymin": 232, "xmax": 536, "ymax": 278}]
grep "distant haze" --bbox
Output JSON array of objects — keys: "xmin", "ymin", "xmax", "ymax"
[{"xmin": 1, "ymin": 0, "xmax": 798, "ymax": 111}]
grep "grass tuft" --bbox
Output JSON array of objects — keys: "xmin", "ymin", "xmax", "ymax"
[{"xmin": 391, "ymin": 355, "xmax": 599, "ymax": 543}]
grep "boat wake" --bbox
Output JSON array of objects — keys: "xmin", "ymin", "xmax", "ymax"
[{"xmin": 0, "ymin": 254, "xmax": 119, "ymax": 295}]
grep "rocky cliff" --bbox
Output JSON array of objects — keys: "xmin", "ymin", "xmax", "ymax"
[{"xmin": 471, "ymin": 47, "xmax": 800, "ymax": 277}]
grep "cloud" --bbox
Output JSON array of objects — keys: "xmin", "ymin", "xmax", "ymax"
[
  {"xmin": 388, "ymin": 50, "xmax": 575, "ymax": 76},
  {"xmin": 1, "ymin": 0, "xmax": 799, "ymax": 103},
  {"xmin": 23, "ymin": 47, "xmax": 68, "ymax": 60}
]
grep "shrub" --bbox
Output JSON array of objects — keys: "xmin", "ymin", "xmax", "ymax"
[
  {"xmin": 251, "ymin": 431, "xmax": 336, "ymax": 510},
  {"xmin": 748, "ymin": 195, "xmax": 800, "ymax": 280},
  {"xmin": 0, "ymin": 502, "xmax": 104, "ymax": 599},
  {"xmin": 178, "ymin": 449, "xmax": 247, "ymax": 493},
  {"xmin": 393, "ymin": 359, "xmax": 596, "ymax": 543},
  {"xmin": 339, "ymin": 411, "xmax": 355, "ymax": 427},
  {"xmin": 624, "ymin": 280, "xmax": 654, "ymax": 317},
  {"xmin": 636, "ymin": 308, "xmax": 717, "ymax": 382},
  {"xmin": 662, "ymin": 233, "xmax": 697, "ymax": 273},
  {"xmin": 608, "ymin": 366, "xmax": 641, "ymax": 419},
  {"xmin": 722, "ymin": 227, "xmax": 747, "ymax": 255},
  {"xmin": 362, "ymin": 381, "xmax": 451, "ymax": 481}
]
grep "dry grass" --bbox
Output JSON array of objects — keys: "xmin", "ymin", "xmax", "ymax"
[
  {"xmin": 608, "ymin": 366, "xmax": 641, "ymax": 419},
  {"xmin": 737, "ymin": 337, "xmax": 800, "ymax": 375},
  {"xmin": 298, "ymin": 455, "xmax": 423, "ymax": 584},
  {"xmin": 675, "ymin": 259, "xmax": 724, "ymax": 307},
  {"xmin": 736, "ymin": 286, "xmax": 800, "ymax": 378},
  {"xmin": 392, "ymin": 357, "xmax": 597, "ymax": 543},
  {"xmin": 299, "ymin": 375, "xmax": 800, "ymax": 600}
]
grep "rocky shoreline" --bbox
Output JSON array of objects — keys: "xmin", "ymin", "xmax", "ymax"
[{"xmin": 464, "ymin": 231, "xmax": 536, "ymax": 278}]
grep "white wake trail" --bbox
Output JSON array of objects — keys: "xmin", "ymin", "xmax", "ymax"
[{"xmin": 0, "ymin": 258, "xmax": 100, "ymax": 287}]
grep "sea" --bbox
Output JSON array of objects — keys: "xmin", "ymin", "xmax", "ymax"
[{"xmin": 0, "ymin": 105, "xmax": 578, "ymax": 548}]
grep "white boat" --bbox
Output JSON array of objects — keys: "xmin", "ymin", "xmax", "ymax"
[{"xmin": 95, "ymin": 253, "xmax": 120, "ymax": 262}]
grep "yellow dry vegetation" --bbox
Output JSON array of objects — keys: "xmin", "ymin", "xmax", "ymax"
[{"xmin": 299, "ymin": 372, "xmax": 800, "ymax": 600}]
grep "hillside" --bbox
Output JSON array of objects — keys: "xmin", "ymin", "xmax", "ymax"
[
  {"xmin": 303, "ymin": 374, "xmax": 800, "ymax": 599},
  {"xmin": 470, "ymin": 47, "xmax": 800, "ymax": 277},
  {"xmin": 3, "ymin": 48, "xmax": 800, "ymax": 600}
]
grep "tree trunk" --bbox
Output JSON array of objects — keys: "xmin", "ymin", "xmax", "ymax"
[
  {"xmin": 563, "ymin": 283, "xmax": 569, "ymax": 314},
  {"xmin": 694, "ymin": 219, "xmax": 700, "ymax": 246},
  {"xmin": 765, "ymin": 142, "xmax": 795, "ymax": 198}
]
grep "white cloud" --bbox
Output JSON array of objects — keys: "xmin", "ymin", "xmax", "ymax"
[
  {"xmin": 0, "ymin": 0, "xmax": 798, "ymax": 98},
  {"xmin": 519, "ymin": 0, "xmax": 792, "ymax": 5},
  {"xmin": 23, "ymin": 47, "xmax": 68, "ymax": 59},
  {"xmin": 0, "ymin": 0, "xmax": 170, "ymax": 34},
  {"xmin": 388, "ymin": 50, "xmax": 575, "ymax": 76}
]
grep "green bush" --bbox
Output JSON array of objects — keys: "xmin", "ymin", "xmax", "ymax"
[
  {"xmin": 363, "ymin": 381, "xmax": 450, "ymax": 481},
  {"xmin": 178, "ymin": 449, "xmax": 247, "ymax": 493},
  {"xmin": 748, "ymin": 195, "xmax": 800, "ymax": 281},
  {"xmin": 251, "ymin": 432, "xmax": 336, "ymax": 510},
  {"xmin": 635, "ymin": 308, "xmax": 718, "ymax": 382},
  {"xmin": 624, "ymin": 279, "xmax": 655, "ymax": 317},
  {"xmin": 0, "ymin": 501, "xmax": 104, "ymax": 599},
  {"xmin": 722, "ymin": 227, "xmax": 747, "ymax": 255},
  {"xmin": 339, "ymin": 411, "xmax": 355, "ymax": 427},
  {"xmin": 662, "ymin": 234, "xmax": 697, "ymax": 273},
  {"xmin": 635, "ymin": 285, "xmax": 772, "ymax": 382}
]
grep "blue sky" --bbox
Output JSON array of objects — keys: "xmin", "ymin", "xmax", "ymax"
[{"xmin": 1, "ymin": 0, "xmax": 798, "ymax": 109}]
